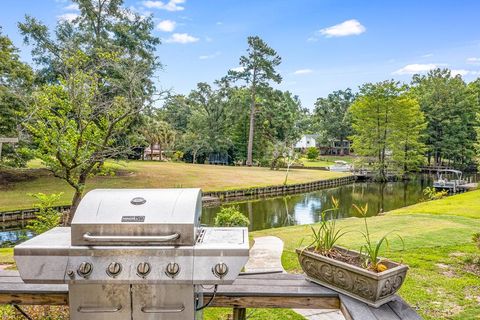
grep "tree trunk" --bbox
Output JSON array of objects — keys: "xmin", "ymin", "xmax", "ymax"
[
  {"xmin": 67, "ymin": 188, "xmax": 82, "ymax": 226},
  {"xmin": 246, "ymin": 90, "xmax": 256, "ymax": 166},
  {"xmin": 193, "ymin": 150, "xmax": 197, "ymax": 164}
]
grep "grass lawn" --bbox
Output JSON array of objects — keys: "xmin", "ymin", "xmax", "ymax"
[
  {"xmin": 0, "ymin": 160, "xmax": 348, "ymax": 211},
  {"xmin": 300, "ymin": 155, "xmax": 357, "ymax": 168},
  {"xmin": 253, "ymin": 189, "xmax": 480, "ymax": 320}
]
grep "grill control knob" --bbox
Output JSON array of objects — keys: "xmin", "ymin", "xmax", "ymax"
[
  {"xmin": 212, "ymin": 262, "xmax": 229, "ymax": 279},
  {"xmin": 106, "ymin": 262, "xmax": 122, "ymax": 277},
  {"xmin": 77, "ymin": 262, "xmax": 93, "ymax": 278},
  {"xmin": 165, "ymin": 262, "xmax": 180, "ymax": 278},
  {"xmin": 137, "ymin": 262, "xmax": 151, "ymax": 277}
]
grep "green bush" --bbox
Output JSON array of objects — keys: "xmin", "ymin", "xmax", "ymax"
[
  {"xmin": 423, "ymin": 186, "xmax": 448, "ymax": 200},
  {"xmin": 26, "ymin": 193, "xmax": 64, "ymax": 235},
  {"xmin": 214, "ymin": 206, "xmax": 250, "ymax": 227},
  {"xmin": 306, "ymin": 147, "xmax": 319, "ymax": 160}
]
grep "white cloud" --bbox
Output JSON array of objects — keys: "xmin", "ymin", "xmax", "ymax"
[
  {"xmin": 63, "ymin": 3, "xmax": 79, "ymax": 11},
  {"xmin": 318, "ymin": 19, "xmax": 366, "ymax": 38},
  {"xmin": 467, "ymin": 57, "xmax": 480, "ymax": 65},
  {"xmin": 165, "ymin": 33, "xmax": 199, "ymax": 44},
  {"xmin": 230, "ymin": 66, "xmax": 245, "ymax": 72},
  {"xmin": 142, "ymin": 0, "xmax": 185, "ymax": 11},
  {"xmin": 157, "ymin": 20, "xmax": 176, "ymax": 32},
  {"xmin": 450, "ymin": 69, "xmax": 480, "ymax": 77},
  {"xmin": 216, "ymin": 21, "xmax": 223, "ymax": 25},
  {"xmin": 57, "ymin": 13, "xmax": 79, "ymax": 22},
  {"xmin": 199, "ymin": 51, "xmax": 221, "ymax": 60},
  {"xmin": 393, "ymin": 63, "xmax": 437, "ymax": 75},
  {"xmin": 293, "ymin": 69, "xmax": 313, "ymax": 75},
  {"xmin": 421, "ymin": 53, "xmax": 433, "ymax": 58}
]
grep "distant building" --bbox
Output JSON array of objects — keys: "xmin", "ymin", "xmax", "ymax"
[
  {"xmin": 295, "ymin": 134, "xmax": 319, "ymax": 150},
  {"xmin": 319, "ymin": 140, "xmax": 351, "ymax": 155},
  {"xmin": 143, "ymin": 144, "xmax": 165, "ymax": 161}
]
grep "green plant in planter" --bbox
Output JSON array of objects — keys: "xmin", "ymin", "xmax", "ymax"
[
  {"xmin": 214, "ymin": 206, "xmax": 250, "ymax": 227},
  {"xmin": 353, "ymin": 203, "xmax": 404, "ymax": 272},
  {"xmin": 307, "ymin": 197, "xmax": 349, "ymax": 256}
]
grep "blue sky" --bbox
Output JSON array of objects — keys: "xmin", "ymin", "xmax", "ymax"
[{"xmin": 1, "ymin": 0, "xmax": 480, "ymax": 108}]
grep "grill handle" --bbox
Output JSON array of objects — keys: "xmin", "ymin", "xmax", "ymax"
[
  {"xmin": 141, "ymin": 305, "xmax": 185, "ymax": 313},
  {"xmin": 82, "ymin": 233, "xmax": 180, "ymax": 243},
  {"xmin": 78, "ymin": 306, "xmax": 122, "ymax": 313}
]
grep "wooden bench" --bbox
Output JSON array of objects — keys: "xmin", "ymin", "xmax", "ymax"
[{"xmin": 0, "ymin": 271, "xmax": 421, "ymax": 320}]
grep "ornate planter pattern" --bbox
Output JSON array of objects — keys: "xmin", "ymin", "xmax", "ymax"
[{"xmin": 296, "ymin": 246, "xmax": 408, "ymax": 307}]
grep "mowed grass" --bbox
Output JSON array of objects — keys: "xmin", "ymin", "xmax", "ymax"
[
  {"xmin": 0, "ymin": 160, "xmax": 348, "ymax": 211},
  {"xmin": 252, "ymin": 190, "xmax": 480, "ymax": 320},
  {"xmin": 300, "ymin": 155, "xmax": 357, "ymax": 168}
]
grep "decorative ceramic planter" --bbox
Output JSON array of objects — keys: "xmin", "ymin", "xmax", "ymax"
[{"xmin": 296, "ymin": 246, "xmax": 408, "ymax": 307}]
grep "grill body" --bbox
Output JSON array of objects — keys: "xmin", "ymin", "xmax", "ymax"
[{"xmin": 14, "ymin": 189, "xmax": 249, "ymax": 319}]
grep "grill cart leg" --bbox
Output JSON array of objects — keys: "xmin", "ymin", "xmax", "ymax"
[
  {"xmin": 13, "ymin": 305, "xmax": 33, "ymax": 320},
  {"xmin": 233, "ymin": 307, "xmax": 246, "ymax": 320}
]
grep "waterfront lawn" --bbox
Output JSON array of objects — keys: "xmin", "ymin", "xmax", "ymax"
[
  {"xmin": 0, "ymin": 160, "xmax": 348, "ymax": 211},
  {"xmin": 391, "ymin": 189, "xmax": 480, "ymax": 219},
  {"xmin": 300, "ymin": 155, "xmax": 357, "ymax": 168},
  {"xmin": 253, "ymin": 190, "xmax": 480, "ymax": 320}
]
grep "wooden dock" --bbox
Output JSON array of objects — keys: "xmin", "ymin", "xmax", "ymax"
[{"xmin": 0, "ymin": 270, "xmax": 420, "ymax": 320}]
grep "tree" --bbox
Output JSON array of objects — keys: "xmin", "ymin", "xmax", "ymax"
[
  {"xmin": 160, "ymin": 94, "xmax": 191, "ymax": 133},
  {"xmin": 25, "ymin": 52, "xmax": 152, "ymax": 223},
  {"xmin": 141, "ymin": 115, "xmax": 176, "ymax": 161},
  {"xmin": 186, "ymin": 82, "xmax": 232, "ymax": 157},
  {"xmin": 0, "ymin": 29, "xmax": 34, "ymax": 166},
  {"xmin": 389, "ymin": 96, "xmax": 427, "ymax": 173},
  {"xmin": 20, "ymin": 0, "xmax": 161, "ymax": 222},
  {"xmin": 411, "ymin": 69, "xmax": 478, "ymax": 167},
  {"xmin": 19, "ymin": 0, "xmax": 161, "ymax": 153},
  {"xmin": 180, "ymin": 131, "xmax": 208, "ymax": 164},
  {"xmin": 229, "ymin": 36, "xmax": 282, "ymax": 166},
  {"xmin": 349, "ymin": 81, "xmax": 426, "ymax": 180},
  {"xmin": 313, "ymin": 89, "xmax": 354, "ymax": 155}
]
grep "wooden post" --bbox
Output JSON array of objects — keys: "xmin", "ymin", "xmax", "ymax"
[{"xmin": 233, "ymin": 307, "xmax": 246, "ymax": 320}]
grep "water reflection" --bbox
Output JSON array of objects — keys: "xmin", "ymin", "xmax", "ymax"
[{"xmin": 202, "ymin": 175, "xmax": 462, "ymax": 231}]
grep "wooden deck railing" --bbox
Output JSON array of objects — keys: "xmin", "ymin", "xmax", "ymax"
[{"xmin": 0, "ymin": 270, "xmax": 420, "ymax": 320}]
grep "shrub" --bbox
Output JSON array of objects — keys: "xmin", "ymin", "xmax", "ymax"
[
  {"xmin": 214, "ymin": 206, "xmax": 250, "ymax": 227},
  {"xmin": 26, "ymin": 193, "xmax": 64, "ymax": 235},
  {"xmin": 306, "ymin": 147, "xmax": 319, "ymax": 160},
  {"xmin": 423, "ymin": 186, "xmax": 448, "ymax": 201}
]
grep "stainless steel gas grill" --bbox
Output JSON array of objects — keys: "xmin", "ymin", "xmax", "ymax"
[{"xmin": 14, "ymin": 189, "xmax": 249, "ymax": 319}]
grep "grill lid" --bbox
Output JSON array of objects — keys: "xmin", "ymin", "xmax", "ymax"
[{"xmin": 71, "ymin": 188, "xmax": 202, "ymax": 246}]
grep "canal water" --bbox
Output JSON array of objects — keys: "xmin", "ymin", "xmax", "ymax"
[
  {"xmin": 1, "ymin": 174, "xmax": 478, "ymax": 245},
  {"xmin": 202, "ymin": 174, "xmax": 477, "ymax": 231}
]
